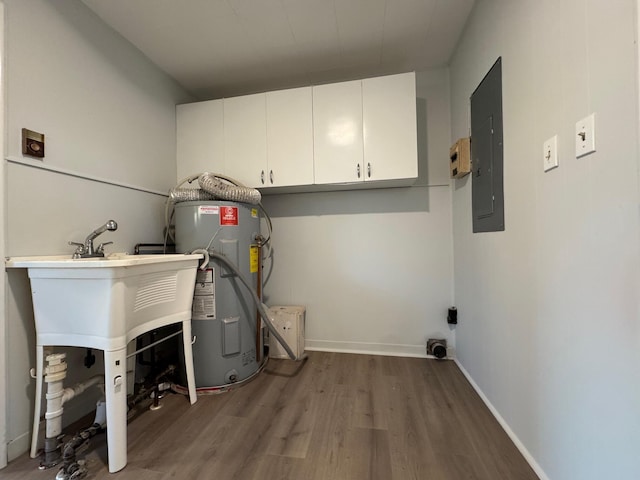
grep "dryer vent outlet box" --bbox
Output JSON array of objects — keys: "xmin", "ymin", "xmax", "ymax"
[
  {"xmin": 268, "ymin": 306, "xmax": 306, "ymax": 359},
  {"xmin": 427, "ymin": 339, "xmax": 447, "ymax": 359}
]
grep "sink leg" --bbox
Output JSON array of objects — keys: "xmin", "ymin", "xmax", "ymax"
[
  {"xmin": 30, "ymin": 345, "xmax": 44, "ymax": 458},
  {"xmin": 182, "ymin": 320, "xmax": 197, "ymax": 405},
  {"xmin": 104, "ymin": 348, "xmax": 127, "ymax": 473}
]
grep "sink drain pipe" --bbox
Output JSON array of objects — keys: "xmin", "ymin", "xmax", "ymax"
[
  {"xmin": 39, "ymin": 353, "xmax": 104, "ymax": 469},
  {"xmin": 55, "ymin": 364, "xmax": 176, "ymax": 479},
  {"xmin": 54, "ymin": 402, "xmax": 106, "ymax": 480}
]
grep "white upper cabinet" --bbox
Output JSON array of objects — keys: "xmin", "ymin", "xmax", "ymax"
[
  {"xmin": 266, "ymin": 87, "xmax": 314, "ymax": 187},
  {"xmin": 176, "ymin": 72, "xmax": 417, "ymax": 191},
  {"xmin": 362, "ymin": 72, "xmax": 417, "ymax": 181},
  {"xmin": 176, "ymin": 99, "xmax": 224, "ymax": 181},
  {"xmin": 312, "ymin": 80, "xmax": 364, "ymax": 185},
  {"xmin": 312, "ymin": 72, "xmax": 417, "ymax": 186},
  {"xmin": 223, "ymin": 93, "xmax": 267, "ymax": 188}
]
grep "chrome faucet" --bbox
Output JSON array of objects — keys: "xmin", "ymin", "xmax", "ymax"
[{"xmin": 69, "ymin": 220, "xmax": 118, "ymax": 258}]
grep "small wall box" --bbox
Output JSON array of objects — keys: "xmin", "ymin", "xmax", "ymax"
[
  {"xmin": 267, "ymin": 306, "xmax": 306, "ymax": 359},
  {"xmin": 450, "ymin": 137, "xmax": 471, "ymax": 178}
]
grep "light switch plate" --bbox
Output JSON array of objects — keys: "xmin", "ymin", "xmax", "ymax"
[
  {"xmin": 543, "ymin": 135, "xmax": 558, "ymax": 172},
  {"xmin": 575, "ymin": 113, "xmax": 596, "ymax": 158}
]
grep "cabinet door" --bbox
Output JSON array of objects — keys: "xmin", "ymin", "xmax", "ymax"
[
  {"xmin": 313, "ymin": 80, "xmax": 364, "ymax": 184},
  {"xmin": 224, "ymin": 93, "xmax": 267, "ymax": 188},
  {"xmin": 176, "ymin": 99, "xmax": 224, "ymax": 181},
  {"xmin": 266, "ymin": 87, "xmax": 314, "ymax": 187},
  {"xmin": 362, "ymin": 72, "xmax": 417, "ymax": 181}
]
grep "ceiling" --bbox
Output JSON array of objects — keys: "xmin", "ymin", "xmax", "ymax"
[{"xmin": 81, "ymin": 0, "xmax": 475, "ymax": 100}]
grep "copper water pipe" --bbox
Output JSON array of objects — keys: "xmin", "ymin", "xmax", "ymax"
[{"xmin": 255, "ymin": 241, "xmax": 263, "ymax": 363}]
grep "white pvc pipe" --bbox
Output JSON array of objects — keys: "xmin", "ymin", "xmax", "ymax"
[
  {"xmin": 61, "ymin": 375, "xmax": 104, "ymax": 405},
  {"xmin": 42, "ymin": 353, "xmax": 104, "ymax": 440},
  {"xmin": 44, "ymin": 377, "xmax": 65, "ymax": 439},
  {"xmin": 44, "ymin": 374, "xmax": 105, "ymax": 438},
  {"xmin": 43, "ymin": 354, "xmax": 68, "ymax": 439}
]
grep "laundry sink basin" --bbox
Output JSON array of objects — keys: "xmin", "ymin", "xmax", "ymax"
[
  {"xmin": 6, "ymin": 252, "xmax": 203, "ymax": 473},
  {"xmin": 5, "ymin": 253, "xmax": 203, "ymax": 351}
]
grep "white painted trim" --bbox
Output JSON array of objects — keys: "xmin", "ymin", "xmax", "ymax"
[
  {"xmin": 454, "ymin": 359, "xmax": 549, "ymax": 480},
  {"xmin": 5, "ymin": 156, "xmax": 169, "ymax": 197},
  {"xmin": 6, "ymin": 433, "xmax": 29, "ymax": 464},
  {"xmin": 305, "ymin": 339, "xmax": 428, "ymax": 358}
]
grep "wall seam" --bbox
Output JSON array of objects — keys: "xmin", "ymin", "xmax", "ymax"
[{"xmin": 5, "ymin": 156, "xmax": 169, "ymax": 197}]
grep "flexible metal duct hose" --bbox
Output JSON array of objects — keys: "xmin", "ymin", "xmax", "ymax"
[
  {"xmin": 169, "ymin": 187, "xmax": 217, "ymax": 202},
  {"xmin": 198, "ymin": 172, "xmax": 262, "ymax": 205}
]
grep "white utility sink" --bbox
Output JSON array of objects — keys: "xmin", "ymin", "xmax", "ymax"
[
  {"xmin": 6, "ymin": 252, "xmax": 203, "ymax": 473},
  {"xmin": 6, "ymin": 253, "xmax": 203, "ymax": 349}
]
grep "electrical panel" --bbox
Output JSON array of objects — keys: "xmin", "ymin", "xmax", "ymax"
[{"xmin": 470, "ymin": 57, "xmax": 505, "ymax": 233}]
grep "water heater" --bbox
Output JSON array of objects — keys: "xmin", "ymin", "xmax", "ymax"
[{"xmin": 174, "ymin": 200, "xmax": 262, "ymax": 388}]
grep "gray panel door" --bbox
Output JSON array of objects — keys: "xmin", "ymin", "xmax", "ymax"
[{"xmin": 471, "ymin": 57, "xmax": 504, "ymax": 232}]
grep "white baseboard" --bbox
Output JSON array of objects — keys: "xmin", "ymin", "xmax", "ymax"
[
  {"xmin": 6, "ymin": 431, "xmax": 29, "ymax": 463},
  {"xmin": 305, "ymin": 340, "xmax": 457, "ymax": 360},
  {"xmin": 454, "ymin": 359, "xmax": 549, "ymax": 480},
  {"xmin": 306, "ymin": 339, "xmax": 428, "ymax": 358}
]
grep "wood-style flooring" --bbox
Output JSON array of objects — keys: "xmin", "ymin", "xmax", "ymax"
[{"xmin": 3, "ymin": 351, "xmax": 539, "ymax": 479}]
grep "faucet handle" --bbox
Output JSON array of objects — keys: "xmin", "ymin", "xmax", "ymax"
[
  {"xmin": 96, "ymin": 242, "xmax": 113, "ymax": 254},
  {"xmin": 69, "ymin": 241, "xmax": 86, "ymax": 259},
  {"xmin": 69, "ymin": 241, "xmax": 85, "ymax": 251}
]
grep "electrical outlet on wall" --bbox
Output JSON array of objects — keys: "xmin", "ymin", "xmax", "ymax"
[{"xmin": 543, "ymin": 135, "xmax": 559, "ymax": 172}]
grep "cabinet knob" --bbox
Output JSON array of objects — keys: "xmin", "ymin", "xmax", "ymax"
[
  {"xmin": 357, "ymin": 164, "xmax": 361, "ymax": 178},
  {"xmin": 367, "ymin": 163, "xmax": 371, "ymax": 178},
  {"xmin": 270, "ymin": 170, "xmax": 274, "ymax": 184},
  {"xmin": 261, "ymin": 170, "xmax": 265, "ymax": 184}
]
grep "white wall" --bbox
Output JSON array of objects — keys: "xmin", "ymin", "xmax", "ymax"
[
  {"xmin": 450, "ymin": 1, "xmax": 640, "ymax": 479},
  {"xmin": 0, "ymin": 2, "xmax": 6, "ymax": 468},
  {"xmin": 3, "ymin": 0, "xmax": 192, "ymax": 461},
  {"xmin": 261, "ymin": 68, "xmax": 454, "ymax": 358}
]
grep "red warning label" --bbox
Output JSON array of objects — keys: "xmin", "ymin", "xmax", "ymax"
[{"xmin": 220, "ymin": 206, "xmax": 239, "ymax": 226}]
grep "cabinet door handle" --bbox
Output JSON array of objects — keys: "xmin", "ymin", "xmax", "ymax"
[
  {"xmin": 357, "ymin": 164, "xmax": 361, "ymax": 178},
  {"xmin": 270, "ymin": 170, "xmax": 274, "ymax": 184},
  {"xmin": 261, "ymin": 170, "xmax": 265, "ymax": 184},
  {"xmin": 367, "ymin": 163, "xmax": 371, "ymax": 178}
]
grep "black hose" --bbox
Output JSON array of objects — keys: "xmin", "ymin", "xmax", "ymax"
[{"xmin": 58, "ymin": 423, "xmax": 103, "ymax": 479}]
